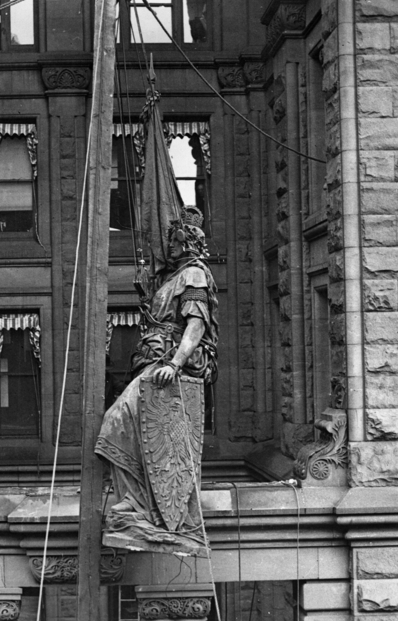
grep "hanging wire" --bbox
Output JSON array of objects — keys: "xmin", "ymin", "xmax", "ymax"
[
  {"xmin": 0, "ymin": 0, "xmax": 26, "ymax": 11},
  {"xmin": 140, "ymin": 0, "xmax": 326, "ymax": 164},
  {"xmin": 35, "ymin": 0, "xmax": 107, "ymax": 617}
]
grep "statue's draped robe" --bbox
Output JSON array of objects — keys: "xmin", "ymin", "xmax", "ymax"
[{"xmin": 95, "ymin": 263, "xmax": 217, "ymax": 531}]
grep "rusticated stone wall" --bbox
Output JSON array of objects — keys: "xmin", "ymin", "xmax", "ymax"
[{"xmin": 356, "ymin": 2, "xmax": 398, "ymax": 444}]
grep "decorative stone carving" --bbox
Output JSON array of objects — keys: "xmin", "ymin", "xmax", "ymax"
[
  {"xmin": 217, "ymin": 66, "xmax": 246, "ymax": 89},
  {"xmin": 0, "ymin": 602, "xmax": 20, "ymax": 621},
  {"xmin": 349, "ymin": 441, "xmax": 398, "ymax": 487},
  {"xmin": 358, "ymin": 582, "xmax": 398, "ymax": 612},
  {"xmin": 42, "ymin": 67, "xmax": 91, "ymax": 90},
  {"xmin": 29, "ymin": 553, "xmax": 125, "ymax": 583},
  {"xmin": 262, "ymin": 1, "xmax": 306, "ymax": 57},
  {"xmin": 243, "ymin": 62, "xmax": 265, "ymax": 86},
  {"xmin": 272, "ymin": 97, "xmax": 286, "ymax": 124},
  {"xmin": 294, "ymin": 409, "xmax": 347, "ymax": 482},
  {"xmin": 139, "ymin": 597, "xmax": 211, "ymax": 620}
]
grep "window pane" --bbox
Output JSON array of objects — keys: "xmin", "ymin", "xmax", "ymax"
[
  {"xmin": 0, "ymin": 183, "xmax": 33, "ymax": 210},
  {"xmin": 183, "ymin": 0, "xmax": 207, "ymax": 43},
  {"xmin": 176, "ymin": 179, "xmax": 196, "ymax": 205},
  {"xmin": 110, "ymin": 136, "xmax": 141, "ymax": 230},
  {"xmin": 0, "ymin": 329, "xmax": 39, "ymax": 437},
  {"xmin": 10, "ymin": 0, "xmax": 34, "ymax": 45},
  {"xmin": 0, "ymin": 137, "xmax": 32, "ymax": 180},
  {"xmin": 130, "ymin": 5, "xmax": 172, "ymax": 43},
  {"xmin": 0, "ymin": 210, "xmax": 32, "ymax": 233},
  {"xmin": 169, "ymin": 136, "xmax": 196, "ymax": 177}
]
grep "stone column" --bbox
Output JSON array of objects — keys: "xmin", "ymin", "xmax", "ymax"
[
  {"xmin": 0, "ymin": 589, "xmax": 22, "ymax": 621},
  {"xmin": 135, "ymin": 584, "xmax": 213, "ymax": 621}
]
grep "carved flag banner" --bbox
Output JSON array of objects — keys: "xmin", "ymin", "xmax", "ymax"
[{"xmin": 139, "ymin": 377, "xmax": 204, "ymax": 532}]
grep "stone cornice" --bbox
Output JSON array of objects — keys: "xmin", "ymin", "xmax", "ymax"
[{"xmin": 261, "ymin": 0, "xmax": 306, "ymax": 59}]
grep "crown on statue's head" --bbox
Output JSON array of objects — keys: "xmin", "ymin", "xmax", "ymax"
[{"xmin": 181, "ymin": 205, "xmax": 204, "ymax": 229}]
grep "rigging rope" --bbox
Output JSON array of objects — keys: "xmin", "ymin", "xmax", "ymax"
[
  {"xmin": 140, "ymin": 0, "xmax": 326, "ymax": 165},
  {"xmin": 35, "ymin": 0, "xmax": 107, "ymax": 617}
]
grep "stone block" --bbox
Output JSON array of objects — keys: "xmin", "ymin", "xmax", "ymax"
[
  {"xmin": 281, "ymin": 371, "xmax": 293, "ymax": 396},
  {"xmin": 326, "ymin": 155, "xmax": 341, "ymax": 190},
  {"xmin": 325, "ymin": 92, "xmax": 340, "ymax": 130},
  {"xmin": 278, "ymin": 245, "xmax": 290, "ymax": 271},
  {"xmin": 359, "ymin": 117, "xmax": 398, "ymax": 150},
  {"xmin": 236, "ymin": 177, "xmax": 250, "ymax": 199},
  {"xmin": 240, "ymin": 389, "xmax": 254, "ymax": 412},
  {"xmin": 330, "ymin": 344, "xmax": 346, "ymax": 376},
  {"xmin": 367, "ymin": 409, "xmax": 398, "ymax": 441},
  {"xmin": 362, "ymin": 214, "xmax": 397, "ymax": 245},
  {"xmin": 391, "ymin": 24, "xmax": 398, "ymax": 54},
  {"xmin": 240, "ymin": 369, "xmax": 254, "ymax": 390},
  {"xmin": 235, "ymin": 155, "xmax": 250, "ymax": 178},
  {"xmin": 356, "ymin": 23, "xmax": 391, "ymax": 52},
  {"xmin": 229, "ymin": 414, "xmax": 253, "ymax": 441},
  {"xmin": 322, "ymin": 28, "xmax": 338, "ymax": 67},
  {"xmin": 278, "ymin": 270, "xmax": 290, "ymax": 296},
  {"xmin": 357, "ymin": 0, "xmax": 398, "ymax": 16},
  {"xmin": 357, "ymin": 55, "xmax": 398, "ymax": 86},
  {"xmin": 240, "ymin": 347, "xmax": 254, "ymax": 368},
  {"xmin": 360, "ymin": 152, "xmax": 395, "ymax": 182},
  {"xmin": 323, "ymin": 61, "xmax": 339, "ymax": 99},
  {"xmin": 280, "ymin": 295, "xmax": 291, "ymax": 320},
  {"xmin": 60, "ymin": 137, "xmax": 76, "ymax": 159},
  {"xmin": 281, "ymin": 395, "xmax": 294, "ymax": 421},
  {"xmin": 277, "ymin": 219, "xmax": 290, "ymax": 245},
  {"xmin": 349, "ymin": 441, "xmax": 398, "ymax": 486},
  {"xmin": 301, "ymin": 581, "xmax": 350, "ymax": 611},
  {"xmin": 329, "ymin": 281, "xmax": 344, "ymax": 313},
  {"xmin": 365, "ymin": 312, "xmax": 398, "ymax": 343},
  {"xmin": 363, "ymin": 247, "xmax": 398, "ymax": 276},
  {"xmin": 280, "ymin": 321, "xmax": 291, "ymax": 346},
  {"xmin": 328, "ymin": 217, "xmax": 343, "ymax": 253},
  {"xmin": 358, "ymin": 87, "xmax": 393, "ymax": 118},
  {"xmin": 363, "ymin": 280, "xmax": 398, "ymax": 312},
  {"xmin": 321, "ymin": 0, "xmax": 337, "ymax": 40},
  {"xmin": 328, "ymin": 251, "xmax": 344, "ymax": 282},
  {"xmin": 357, "ymin": 580, "xmax": 398, "ymax": 612},
  {"xmin": 238, "ymin": 302, "xmax": 253, "ymax": 326},
  {"xmin": 277, "ymin": 193, "xmax": 289, "ymax": 221},
  {"xmin": 236, "ymin": 219, "xmax": 251, "ymax": 242},
  {"xmin": 236, "ymin": 198, "xmax": 251, "ymax": 219},
  {"xmin": 329, "ymin": 314, "xmax": 345, "ymax": 345},
  {"xmin": 365, "ymin": 343, "xmax": 398, "ymax": 373},
  {"xmin": 366, "ymin": 374, "xmax": 398, "ymax": 409},
  {"xmin": 325, "ymin": 122, "xmax": 340, "ymax": 160},
  {"xmin": 239, "ymin": 326, "xmax": 253, "ymax": 349},
  {"xmin": 361, "ymin": 181, "xmax": 398, "ymax": 214},
  {"xmin": 357, "ymin": 547, "xmax": 398, "ymax": 579}
]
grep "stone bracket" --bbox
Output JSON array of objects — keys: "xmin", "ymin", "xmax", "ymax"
[
  {"xmin": 0, "ymin": 589, "xmax": 22, "ymax": 621},
  {"xmin": 135, "ymin": 584, "xmax": 213, "ymax": 621}
]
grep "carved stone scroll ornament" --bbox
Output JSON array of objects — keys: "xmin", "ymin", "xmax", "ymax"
[
  {"xmin": 0, "ymin": 602, "xmax": 20, "ymax": 621},
  {"xmin": 263, "ymin": 2, "xmax": 306, "ymax": 56},
  {"xmin": 29, "ymin": 553, "xmax": 125, "ymax": 583},
  {"xmin": 139, "ymin": 597, "xmax": 211, "ymax": 620},
  {"xmin": 41, "ymin": 67, "xmax": 91, "ymax": 90},
  {"xmin": 293, "ymin": 409, "xmax": 347, "ymax": 481}
]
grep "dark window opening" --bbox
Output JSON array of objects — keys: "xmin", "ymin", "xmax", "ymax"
[
  {"xmin": 0, "ymin": 0, "xmax": 37, "ymax": 51},
  {"xmin": 0, "ymin": 327, "xmax": 40, "ymax": 438},
  {"xmin": 0, "ymin": 135, "xmax": 34, "ymax": 234},
  {"xmin": 110, "ymin": 135, "xmax": 142, "ymax": 231}
]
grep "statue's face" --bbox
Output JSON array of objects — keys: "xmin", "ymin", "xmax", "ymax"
[{"xmin": 169, "ymin": 233, "xmax": 184, "ymax": 259}]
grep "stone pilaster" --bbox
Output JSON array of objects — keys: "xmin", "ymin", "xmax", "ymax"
[{"xmin": 352, "ymin": 547, "xmax": 398, "ymax": 619}]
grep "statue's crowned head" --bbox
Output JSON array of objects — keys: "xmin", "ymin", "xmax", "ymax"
[{"xmin": 169, "ymin": 206, "xmax": 209, "ymax": 259}]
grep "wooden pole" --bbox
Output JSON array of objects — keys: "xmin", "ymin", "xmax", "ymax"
[{"xmin": 77, "ymin": 0, "xmax": 116, "ymax": 619}]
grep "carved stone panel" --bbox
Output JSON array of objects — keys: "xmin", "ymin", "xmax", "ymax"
[
  {"xmin": 243, "ymin": 62, "xmax": 266, "ymax": 86},
  {"xmin": 29, "ymin": 553, "xmax": 125, "ymax": 583},
  {"xmin": 294, "ymin": 408, "xmax": 347, "ymax": 485},
  {"xmin": 0, "ymin": 602, "xmax": 20, "ymax": 621},
  {"xmin": 262, "ymin": 1, "xmax": 306, "ymax": 57},
  {"xmin": 217, "ymin": 66, "xmax": 246, "ymax": 89},
  {"xmin": 42, "ymin": 67, "xmax": 91, "ymax": 90},
  {"xmin": 139, "ymin": 597, "xmax": 211, "ymax": 620},
  {"xmin": 357, "ymin": 580, "xmax": 398, "ymax": 613}
]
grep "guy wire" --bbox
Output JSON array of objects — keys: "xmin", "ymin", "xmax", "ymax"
[{"xmin": 140, "ymin": 0, "xmax": 326, "ymax": 165}]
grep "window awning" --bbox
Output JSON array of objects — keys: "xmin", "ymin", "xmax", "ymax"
[
  {"xmin": 0, "ymin": 313, "xmax": 41, "ymax": 365},
  {"xmin": 106, "ymin": 311, "xmax": 141, "ymax": 354},
  {"xmin": 0, "ymin": 123, "xmax": 36, "ymax": 137},
  {"xmin": 165, "ymin": 121, "xmax": 210, "ymax": 138}
]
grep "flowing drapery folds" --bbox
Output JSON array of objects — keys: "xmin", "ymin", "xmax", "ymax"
[{"xmin": 141, "ymin": 88, "xmax": 183, "ymax": 275}]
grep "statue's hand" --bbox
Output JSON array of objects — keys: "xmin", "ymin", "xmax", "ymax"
[{"xmin": 153, "ymin": 365, "xmax": 176, "ymax": 387}]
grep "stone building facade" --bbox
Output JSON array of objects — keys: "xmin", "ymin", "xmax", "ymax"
[{"xmin": 1, "ymin": 0, "xmax": 398, "ymax": 620}]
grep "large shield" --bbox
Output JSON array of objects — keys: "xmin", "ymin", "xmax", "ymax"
[{"xmin": 139, "ymin": 376, "xmax": 204, "ymax": 532}]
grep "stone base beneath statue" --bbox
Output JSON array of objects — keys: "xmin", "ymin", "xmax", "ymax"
[{"xmin": 102, "ymin": 511, "xmax": 209, "ymax": 558}]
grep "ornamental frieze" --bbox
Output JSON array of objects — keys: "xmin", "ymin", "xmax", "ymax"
[
  {"xmin": 139, "ymin": 597, "xmax": 212, "ymax": 620},
  {"xmin": 0, "ymin": 602, "xmax": 20, "ymax": 621},
  {"xmin": 29, "ymin": 553, "xmax": 125, "ymax": 583},
  {"xmin": 42, "ymin": 67, "xmax": 91, "ymax": 90}
]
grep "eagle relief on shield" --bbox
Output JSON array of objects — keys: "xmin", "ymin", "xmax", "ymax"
[{"xmin": 139, "ymin": 376, "xmax": 205, "ymax": 532}]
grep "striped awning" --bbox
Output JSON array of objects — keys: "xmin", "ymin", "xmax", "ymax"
[
  {"xmin": 0, "ymin": 123, "xmax": 36, "ymax": 137},
  {"xmin": 166, "ymin": 121, "xmax": 210, "ymax": 137},
  {"xmin": 0, "ymin": 313, "xmax": 40, "ymax": 330},
  {"xmin": 112, "ymin": 123, "xmax": 143, "ymax": 137},
  {"xmin": 107, "ymin": 311, "xmax": 141, "ymax": 327}
]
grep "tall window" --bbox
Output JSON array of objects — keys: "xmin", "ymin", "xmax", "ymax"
[
  {"xmin": 0, "ymin": 313, "xmax": 41, "ymax": 438},
  {"xmin": 110, "ymin": 127, "xmax": 143, "ymax": 231},
  {"xmin": 312, "ymin": 282, "xmax": 330, "ymax": 416},
  {"xmin": 0, "ymin": 0, "xmax": 37, "ymax": 51},
  {"xmin": 0, "ymin": 123, "xmax": 38, "ymax": 236},
  {"xmin": 118, "ymin": 1, "xmax": 209, "ymax": 46}
]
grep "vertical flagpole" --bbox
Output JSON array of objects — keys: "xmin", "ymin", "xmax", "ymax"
[{"xmin": 77, "ymin": 0, "xmax": 116, "ymax": 619}]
